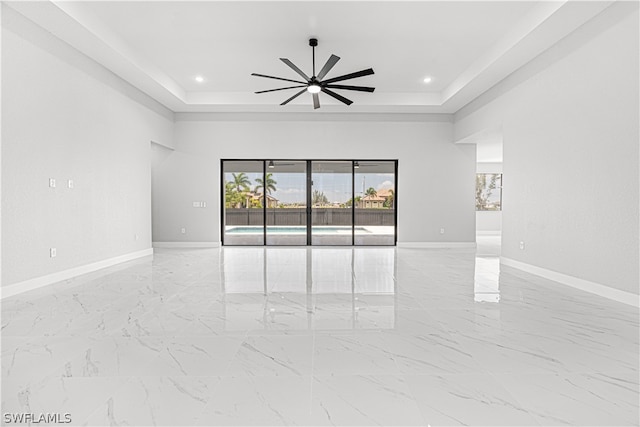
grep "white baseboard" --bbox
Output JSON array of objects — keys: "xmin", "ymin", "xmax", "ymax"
[
  {"xmin": 501, "ymin": 257, "xmax": 639, "ymax": 308},
  {"xmin": 476, "ymin": 231, "xmax": 501, "ymax": 236},
  {"xmin": 398, "ymin": 242, "xmax": 477, "ymax": 249},
  {"xmin": 153, "ymin": 241, "xmax": 220, "ymax": 248},
  {"xmin": 0, "ymin": 249, "xmax": 154, "ymax": 300}
]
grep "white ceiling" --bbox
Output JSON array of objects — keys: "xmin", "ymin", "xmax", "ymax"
[{"xmin": 7, "ymin": 0, "xmax": 614, "ymax": 113}]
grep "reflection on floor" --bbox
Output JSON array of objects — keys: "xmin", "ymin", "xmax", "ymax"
[
  {"xmin": 1, "ymin": 243, "xmax": 638, "ymax": 426},
  {"xmin": 223, "ymin": 225, "xmax": 396, "ymax": 246}
]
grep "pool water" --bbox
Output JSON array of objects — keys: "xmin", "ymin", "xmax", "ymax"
[{"xmin": 227, "ymin": 226, "xmax": 369, "ymax": 234}]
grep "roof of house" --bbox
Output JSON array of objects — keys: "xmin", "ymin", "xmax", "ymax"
[
  {"xmin": 361, "ymin": 189, "xmax": 393, "ymax": 201},
  {"xmin": 248, "ymin": 192, "xmax": 278, "ymax": 201},
  {"xmin": 361, "ymin": 194, "xmax": 386, "ymax": 202}
]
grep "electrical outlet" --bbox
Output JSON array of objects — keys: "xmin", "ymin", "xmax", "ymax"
[
  {"xmin": 135, "ymin": 234, "xmax": 139, "ymax": 241},
  {"xmin": 519, "ymin": 241, "xmax": 525, "ymax": 250},
  {"xmin": 181, "ymin": 228, "xmax": 186, "ymax": 234},
  {"xmin": 50, "ymin": 248, "xmax": 57, "ymax": 258},
  {"xmin": 440, "ymin": 228, "xmax": 445, "ymax": 234},
  {"xmin": 49, "ymin": 178, "xmax": 56, "ymax": 188},
  {"xmin": 68, "ymin": 179, "xmax": 74, "ymax": 189}
]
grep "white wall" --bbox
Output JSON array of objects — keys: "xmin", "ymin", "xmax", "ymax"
[
  {"xmin": 153, "ymin": 114, "xmax": 476, "ymax": 245},
  {"xmin": 455, "ymin": 3, "xmax": 639, "ymax": 294},
  {"xmin": 476, "ymin": 162, "xmax": 503, "ymax": 235},
  {"xmin": 1, "ymin": 6, "xmax": 174, "ymax": 287}
]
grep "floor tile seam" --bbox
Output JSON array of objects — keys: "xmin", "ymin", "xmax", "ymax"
[
  {"xmin": 313, "ymin": 372, "xmax": 427, "ymax": 379},
  {"xmin": 210, "ymin": 371, "xmax": 313, "ymax": 379}
]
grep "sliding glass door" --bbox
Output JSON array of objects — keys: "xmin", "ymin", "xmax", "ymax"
[
  {"xmin": 222, "ymin": 161, "xmax": 264, "ymax": 245},
  {"xmin": 311, "ymin": 161, "xmax": 353, "ymax": 245},
  {"xmin": 221, "ymin": 160, "xmax": 397, "ymax": 246},
  {"xmin": 354, "ymin": 161, "xmax": 396, "ymax": 245},
  {"xmin": 265, "ymin": 160, "xmax": 307, "ymax": 245}
]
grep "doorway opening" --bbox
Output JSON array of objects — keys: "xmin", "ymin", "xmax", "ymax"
[{"xmin": 221, "ymin": 160, "xmax": 397, "ymax": 246}]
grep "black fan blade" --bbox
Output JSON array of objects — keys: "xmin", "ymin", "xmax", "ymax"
[
  {"xmin": 321, "ymin": 88, "xmax": 353, "ymax": 106},
  {"xmin": 280, "ymin": 88, "xmax": 307, "ymax": 105},
  {"xmin": 324, "ymin": 84, "xmax": 375, "ymax": 93},
  {"xmin": 312, "ymin": 93, "xmax": 320, "ymax": 110},
  {"xmin": 280, "ymin": 58, "xmax": 310, "ymax": 81},
  {"xmin": 317, "ymin": 54, "xmax": 340, "ymax": 80},
  {"xmin": 322, "ymin": 68, "xmax": 374, "ymax": 84},
  {"xmin": 251, "ymin": 73, "xmax": 306, "ymax": 85},
  {"xmin": 255, "ymin": 85, "xmax": 306, "ymax": 94}
]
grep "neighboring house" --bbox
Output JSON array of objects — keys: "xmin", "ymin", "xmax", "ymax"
[
  {"xmin": 247, "ymin": 192, "xmax": 278, "ymax": 208},
  {"xmin": 377, "ymin": 189, "xmax": 393, "ymax": 199},
  {"xmin": 357, "ymin": 189, "xmax": 393, "ymax": 209},
  {"xmin": 358, "ymin": 194, "xmax": 386, "ymax": 208}
]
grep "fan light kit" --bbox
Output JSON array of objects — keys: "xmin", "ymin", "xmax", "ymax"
[
  {"xmin": 252, "ymin": 38, "xmax": 375, "ymax": 109},
  {"xmin": 307, "ymin": 84, "xmax": 321, "ymax": 94}
]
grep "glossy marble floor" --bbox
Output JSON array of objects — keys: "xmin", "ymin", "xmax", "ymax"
[{"xmin": 1, "ymin": 238, "xmax": 638, "ymax": 426}]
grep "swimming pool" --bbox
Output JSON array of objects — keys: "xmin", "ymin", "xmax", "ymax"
[{"xmin": 226, "ymin": 226, "xmax": 370, "ymax": 234}]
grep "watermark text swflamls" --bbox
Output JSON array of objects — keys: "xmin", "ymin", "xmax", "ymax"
[{"xmin": 3, "ymin": 413, "xmax": 72, "ymax": 424}]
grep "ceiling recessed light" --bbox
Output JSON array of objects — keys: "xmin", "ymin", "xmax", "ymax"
[
  {"xmin": 195, "ymin": 75, "xmax": 204, "ymax": 83},
  {"xmin": 423, "ymin": 76, "xmax": 432, "ymax": 84}
]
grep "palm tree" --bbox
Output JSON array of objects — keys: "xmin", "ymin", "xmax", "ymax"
[
  {"xmin": 225, "ymin": 181, "xmax": 244, "ymax": 208},
  {"xmin": 365, "ymin": 187, "xmax": 377, "ymax": 197},
  {"xmin": 312, "ymin": 190, "xmax": 329, "ymax": 206},
  {"xmin": 254, "ymin": 173, "xmax": 277, "ymax": 195},
  {"xmin": 231, "ymin": 172, "xmax": 251, "ymax": 193}
]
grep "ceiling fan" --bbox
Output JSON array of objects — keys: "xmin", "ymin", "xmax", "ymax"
[{"xmin": 252, "ymin": 38, "xmax": 375, "ymax": 109}]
